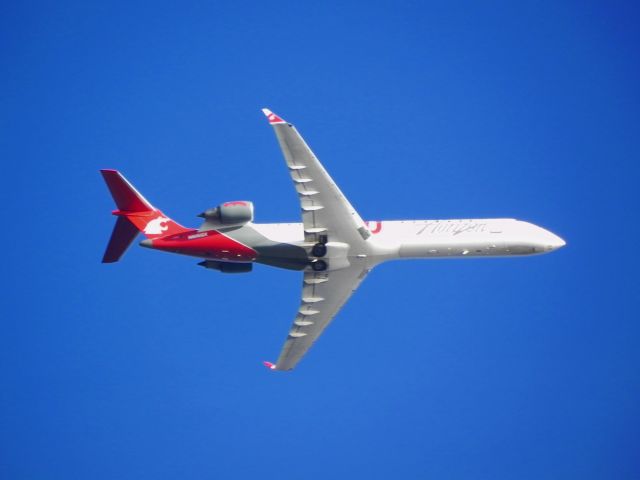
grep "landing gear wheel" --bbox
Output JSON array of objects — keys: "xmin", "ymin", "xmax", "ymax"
[
  {"xmin": 311, "ymin": 259, "xmax": 328, "ymax": 271},
  {"xmin": 312, "ymin": 243, "xmax": 327, "ymax": 257}
]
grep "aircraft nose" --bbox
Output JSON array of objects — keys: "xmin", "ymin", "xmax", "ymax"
[
  {"xmin": 544, "ymin": 231, "xmax": 566, "ymax": 251},
  {"xmin": 551, "ymin": 235, "xmax": 566, "ymax": 249}
]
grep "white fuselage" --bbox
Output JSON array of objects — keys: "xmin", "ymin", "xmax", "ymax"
[{"xmin": 253, "ymin": 218, "xmax": 565, "ymax": 268}]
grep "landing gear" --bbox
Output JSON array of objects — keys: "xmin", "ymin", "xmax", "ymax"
[
  {"xmin": 309, "ymin": 234, "xmax": 328, "ymax": 270},
  {"xmin": 311, "ymin": 234, "xmax": 328, "ymax": 257},
  {"xmin": 311, "ymin": 243, "xmax": 327, "ymax": 257},
  {"xmin": 311, "ymin": 259, "xmax": 327, "ymax": 271}
]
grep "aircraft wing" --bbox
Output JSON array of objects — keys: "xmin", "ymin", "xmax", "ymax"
[
  {"xmin": 262, "ymin": 109, "xmax": 373, "ymax": 370},
  {"xmin": 267, "ymin": 264, "xmax": 371, "ymax": 371},
  {"xmin": 261, "ymin": 108, "xmax": 371, "ymax": 245}
]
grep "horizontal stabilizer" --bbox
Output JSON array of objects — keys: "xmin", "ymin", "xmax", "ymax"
[{"xmin": 102, "ymin": 216, "xmax": 139, "ymax": 263}]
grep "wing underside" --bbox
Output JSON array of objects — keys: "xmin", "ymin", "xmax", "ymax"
[
  {"xmin": 275, "ymin": 265, "xmax": 371, "ymax": 371},
  {"xmin": 262, "ymin": 108, "xmax": 373, "ymax": 371},
  {"xmin": 262, "ymin": 109, "xmax": 370, "ymax": 246}
]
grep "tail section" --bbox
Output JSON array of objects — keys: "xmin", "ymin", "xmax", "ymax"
[
  {"xmin": 100, "ymin": 169, "xmax": 190, "ymax": 263},
  {"xmin": 102, "ymin": 216, "xmax": 139, "ymax": 263}
]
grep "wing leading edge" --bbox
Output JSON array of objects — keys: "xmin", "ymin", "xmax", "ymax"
[
  {"xmin": 261, "ymin": 108, "xmax": 371, "ymax": 245},
  {"xmin": 262, "ymin": 108, "xmax": 373, "ymax": 371}
]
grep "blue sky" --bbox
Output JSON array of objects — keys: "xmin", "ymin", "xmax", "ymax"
[{"xmin": 2, "ymin": 1, "xmax": 639, "ymax": 478}]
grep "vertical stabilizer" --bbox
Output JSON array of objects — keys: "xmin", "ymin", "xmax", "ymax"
[{"xmin": 100, "ymin": 169, "xmax": 190, "ymax": 262}]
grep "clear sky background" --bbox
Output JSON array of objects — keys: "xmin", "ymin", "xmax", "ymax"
[{"xmin": 2, "ymin": 1, "xmax": 639, "ymax": 478}]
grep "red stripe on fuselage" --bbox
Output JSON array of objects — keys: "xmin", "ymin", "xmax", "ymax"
[{"xmin": 149, "ymin": 229, "xmax": 257, "ymax": 262}]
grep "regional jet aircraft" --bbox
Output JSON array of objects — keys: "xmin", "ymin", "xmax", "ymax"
[{"xmin": 101, "ymin": 109, "xmax": 565, "ymax": 371}]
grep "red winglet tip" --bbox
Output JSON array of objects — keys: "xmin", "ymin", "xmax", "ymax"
[
  {"xmin": 261, "ymin": 108, "xmax": 285, "ymax": 124},
  {"xmin": 263, "ymin": 361, "xmax": 276, "ymax": 370}
]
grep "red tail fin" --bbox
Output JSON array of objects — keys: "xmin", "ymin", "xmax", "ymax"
[
  {"xmin": 100, "ymin": 170, "xmax": 190, "ymax": 263},
  {"xmin": 101, "ymin": 169, "xmax": 155, "ymax": 212},
  {"xmin": 102, "ymin": 216, "xmax": 139, "ymax": 263}
]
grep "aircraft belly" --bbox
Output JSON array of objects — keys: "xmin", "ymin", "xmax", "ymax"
[
  {"xmin": 147, "ymin": 230, "xmax": 257, "ymax": 261},
  {"xmin": 399, "ymin": 238, "xmax": 505, "ymax": 258},
  {"xmin": 250, "ymin": 223, "xmax": 305, "ymax": 243},
  {"xmin": 222, "ymin": 224, "xmax": 309, "ymax": 270}
]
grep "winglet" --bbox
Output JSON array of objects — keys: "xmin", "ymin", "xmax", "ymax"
[
  {"xmin": 261, "ymin": 108, "xmax": 286, "ymax": 124},
  {"xmin": 263, "ymin": 361, "xmax": 277, "ymax": 370}
]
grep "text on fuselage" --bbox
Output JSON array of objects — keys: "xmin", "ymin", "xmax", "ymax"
[{"xmin": 416, "ymin": 221, "xmax": 488, "ymax": 236}]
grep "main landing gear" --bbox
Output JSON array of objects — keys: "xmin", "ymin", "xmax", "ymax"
[
  {"xmin": 310, "ymin": 259, "xmax": 327, "ymax": 271},
  {"xmin": 311, "ymin": 243, "xmax": 327, "ymax": 257},
  {"xmin": 309, "ymin": 234, "xmax": 328, "ymax": 271}
]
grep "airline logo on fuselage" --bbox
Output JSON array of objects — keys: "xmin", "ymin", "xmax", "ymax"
[
  {"xmin": 417, "ymin": 221, "xmax": 488, "ymax": 236},
  {"xmin": 366, "ymin": 221, "xmax": 383, "ymax": 234}
]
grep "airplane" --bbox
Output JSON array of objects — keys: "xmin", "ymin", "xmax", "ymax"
[{"xmin": 100, "ymin": 108, "xmax": 566, "ymax": 371}]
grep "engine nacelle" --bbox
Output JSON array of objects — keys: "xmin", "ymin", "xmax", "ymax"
[
  {"xmin": 198, "ymin": 201, "xmax": 254, "ymax": 227},
  {"xmin": 198, "ymin": 260, "xmax": 253, "ymax": 274}
]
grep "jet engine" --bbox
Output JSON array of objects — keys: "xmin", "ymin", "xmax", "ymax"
[
  {"xmin": 198, "ymin": 201, "xmax": 254, "ymax": 228},
  {"xmin": 198, "ymin": 260, "xmax": 253, "ymax": 273}
]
